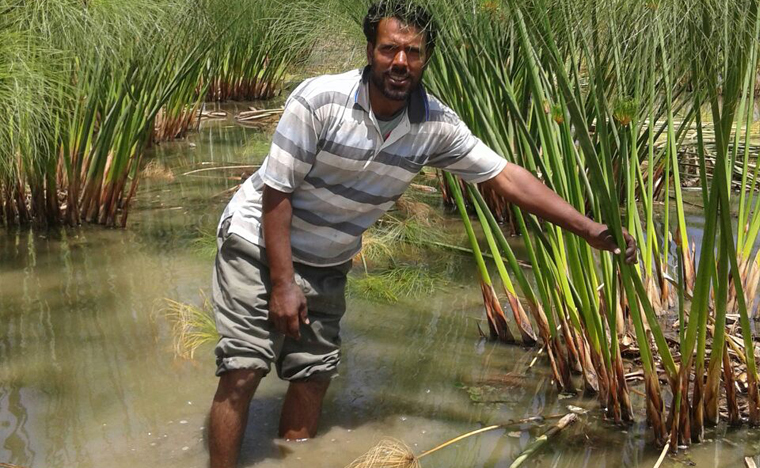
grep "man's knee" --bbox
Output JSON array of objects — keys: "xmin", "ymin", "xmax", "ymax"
[{"xmin": 214, "ymin": 369, "xmax": 265, "ymax": 404}]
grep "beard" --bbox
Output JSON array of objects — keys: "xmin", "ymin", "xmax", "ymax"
[{"xmin": 369, "ymin": 64, "xmax": 421, "ymax": 101}]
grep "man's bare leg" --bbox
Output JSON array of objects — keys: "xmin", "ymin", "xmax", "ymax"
[
  {"xmin": 278, "ymin": 378, "xmax": 331, "ymax": 439},
  {"xmin": 209, "ymin": 369, "xmax": 265, "ymax": 468}
]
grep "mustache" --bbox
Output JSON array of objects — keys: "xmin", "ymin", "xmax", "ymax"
[{"xmin": 385, "ymin": 71, "xmax": 410, "ymax": 80}]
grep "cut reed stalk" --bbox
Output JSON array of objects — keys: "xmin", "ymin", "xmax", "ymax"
[
  {"xmin": 445, "ymin": 171, "xmax": 514, "ymax": 342},
  {"xmin": 508, "ymin": 413, "xmax": 578, "ymax": 468}
]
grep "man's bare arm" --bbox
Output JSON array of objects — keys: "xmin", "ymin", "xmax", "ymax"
[
  {"xmin": 480, "ymin": 162, "xmax": 637, "ymax": 264},
  {"xmin": 262, "ymin": 185, "xmax": 308, "ymax": 340}
]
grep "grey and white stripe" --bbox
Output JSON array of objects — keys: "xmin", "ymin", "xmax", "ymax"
[{"xmin": 219, "ymin": 68, "xmax": 506, "ymax": 266}]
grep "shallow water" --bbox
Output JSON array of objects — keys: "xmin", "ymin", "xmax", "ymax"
[{"xmin": 1, "ymin": 110, "xmax": 760, "ymax": 468}]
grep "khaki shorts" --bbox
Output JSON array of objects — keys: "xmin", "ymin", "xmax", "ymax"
[{"xmin": 212, "ymin": 221, "xmax": 351, "ymax": 380}]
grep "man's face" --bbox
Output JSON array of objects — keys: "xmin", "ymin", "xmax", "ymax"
[{"xmin": 366, "ymin": 17, "xmax": 427, "ymax": 102}]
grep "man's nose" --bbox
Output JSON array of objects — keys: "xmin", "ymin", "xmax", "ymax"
[{"xmin": 392, "ymin": 49, "xmax": 408, "ymax": 69}]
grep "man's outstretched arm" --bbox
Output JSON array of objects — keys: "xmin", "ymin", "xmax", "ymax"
[{"xmin": 480, "ymin": 162, "xmax": 637, "ymax": 264}]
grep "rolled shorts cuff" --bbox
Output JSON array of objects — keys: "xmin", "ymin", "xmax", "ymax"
[
  {"xmin": 288, "ymin": 369, "xmax": 340, "ymax": 382},
  {"xmin": 277, "ymin": 350, "xmax": 342, "ymax": 381},
  {"xmin": 215, "ymin": 354, "xmax": 270, "ymax": 377},
  {"xmin": 215, "ymin": 353, "xmax": 341, "ymax": 381},
  {"xmin": 214, "ymin": 337, "xmax": 342, "ymax": 381}
]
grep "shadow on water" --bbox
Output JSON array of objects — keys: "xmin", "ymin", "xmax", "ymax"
[{"xmin": 1, "ymin": 115, "xmax": 760, "ymax": 468}]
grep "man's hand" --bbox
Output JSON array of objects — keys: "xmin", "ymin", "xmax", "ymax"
[
  {"xmin": 584, "ymin": 222, "xmax": 638, "ymax": 265},
  {"xmin": 269, "ymin": 281, "xmax": 308, "ymax": 340}
]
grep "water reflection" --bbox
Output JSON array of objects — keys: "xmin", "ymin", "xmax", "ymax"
[{"xmin": 0, "ymin": 384, "xmax": 35, "ymax": 465}]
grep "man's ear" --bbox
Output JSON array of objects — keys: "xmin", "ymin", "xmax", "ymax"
[{"xmin": 366, "ymin": 42, "xmax": 374, "ymax": 65}]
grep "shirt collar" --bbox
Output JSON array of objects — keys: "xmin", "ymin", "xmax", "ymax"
[{"xmin": 355, "ymin": 65, "xmax": 429, "ymax": 124}]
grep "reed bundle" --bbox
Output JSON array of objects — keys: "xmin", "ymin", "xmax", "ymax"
[
  {"xmin": 343, "ymin": 414, "xmax": 577, "ymax": 468},
  {"xmin": 439, "ymin": 0, "xmax": 760, "ymax": 449},
  {"xmin": 337, "ymin": 0, "xmax": 760, "ymax": 451}
]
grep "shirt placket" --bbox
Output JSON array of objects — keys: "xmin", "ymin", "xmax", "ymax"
[{"xmin": 368, "ymin": 112, "xmax": 411, "ymax": 158}]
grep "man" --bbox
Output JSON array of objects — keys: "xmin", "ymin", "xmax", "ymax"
[{"xmin": 208, "ymin": 2, "xmax": 636, "ymax": 467}]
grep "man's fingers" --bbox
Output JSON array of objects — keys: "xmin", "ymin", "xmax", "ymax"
[
  {"xmin": 623, "ymin": 231, "xmax": 637, "ymax": 264},
  {"xmin": 625, "ymin": 245, "xmax": 637, "ymax": 264},
  {"xmin": 271, "ymin": 314, "xmax": 287, "ymax": 335},
  {"xmin": 299, "ymin": 302, "xmax": 310, "ymax": 326},
  {"xmin": 271, "ymin": 312, "xmax": 301, "ymax": 339},
  {"xmin": 598, "ymin": 228, "xmax": 620, "ymax": 254},
  {"xmin": 286, "ymin": 313, "xmax": 300, "ymax": 340},
  {"xmin": 594, "ymin": 226, "xmax": 638, "ymax": 263},
  {"xmin": 607, "ymin": 233, "xmax": 621, "ymax": 254}
]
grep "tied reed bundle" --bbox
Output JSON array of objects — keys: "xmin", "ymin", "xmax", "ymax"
[
  {"xmin": 344, "ymin": 425, "xmax": 501, "ymax": 468},
  {"xmin": 343, "ymin": 413, "xmax": 578, "ymax": 468}
]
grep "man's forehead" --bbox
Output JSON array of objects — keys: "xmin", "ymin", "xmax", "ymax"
[{"xmin": 376, "ymin": 17, "xmax": 425, "ymax": 44}]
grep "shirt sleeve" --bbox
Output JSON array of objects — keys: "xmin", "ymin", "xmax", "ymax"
[
  {"xmin": 258, "ymin": 82, "xmax": 321, "ymax": 193},
  {"xmin": 425, "ymin": 117, "xmax": 507, "ymax": 183}
]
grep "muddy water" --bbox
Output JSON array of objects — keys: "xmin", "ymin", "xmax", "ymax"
[{"xmin": 1, "ymin": 111, "xmax": 759, "ymax": 468}]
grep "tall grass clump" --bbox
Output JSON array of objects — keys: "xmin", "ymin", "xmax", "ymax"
[
  {"xmin": 163, "ymin": 294, "xmax": 218, "ymax": 359},
  {"xmin": 203, "ymin": 0, "xmax": 316, "ymax": 102},
  {"xmin": 351, "ymin": 190, "xmax": 457, "ymax": 303},
  {"xmin": 0, "ymin": 0, "xmax": 320, "ymax": 228},
  {"xmin": 1, "ymin": 0, "xmax": 208, "ymax": 227}
]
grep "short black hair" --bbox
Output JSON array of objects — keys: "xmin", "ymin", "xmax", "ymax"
[{"xmin": 363, "ymin": 1, "xmax": 437, "ymax": 58}]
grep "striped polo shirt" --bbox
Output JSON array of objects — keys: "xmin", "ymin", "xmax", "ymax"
[{"xmin": 219, "ymin": 67, "xmax": 507, "ymax": 267}]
